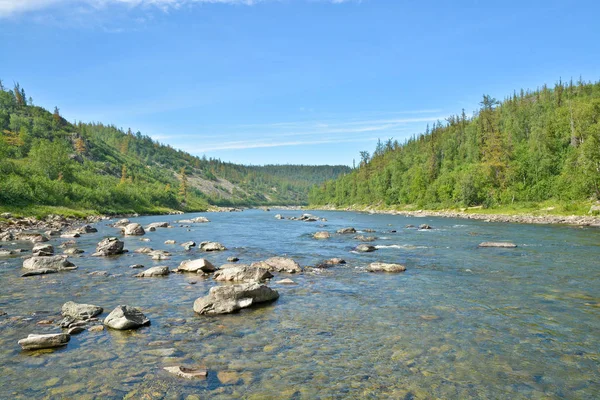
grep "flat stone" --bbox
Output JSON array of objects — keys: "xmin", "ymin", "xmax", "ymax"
[
  {"xmin": 164, "ymin": 366, "xmax": 207, "ymax": 379},
  {"xmin": 104, "ymin": 305, "xmax": 150, "ymax": 330},
  {"xmin": 355, "ymin": 244, "xmax": 376, "ymax": 252},
  {"xmin": 62, "ymin": 301, "xmax": 103, "ymax": 320},
  {"xmin": 276, "ymin": 278, "xmax": 296, "ymax": 285},
  {"xmin": 193, "ymin": 283, "xmax": 279, "ymax": 315},
  {"xmin": 478, "ymin": 242, "xmax": 517, "ymax": 248},
  {"xmin": 367, "ymin": 262, "xmax": 406, "ymax": 273},
  {"xmin": 18, "ymin": 333, "xmax": 70, "ymax": 350},
  {"xmin": 175, "ymin": 259, "xmax": 216, "ymax": 274},
  {"xmin": 135, "ymin": 266, "xmax": 170, "ymax": 277}
]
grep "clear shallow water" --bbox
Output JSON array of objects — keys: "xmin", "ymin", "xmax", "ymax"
[{"xmin": 0, "ymin": 209, "xmax": 599, "ymax": 399}]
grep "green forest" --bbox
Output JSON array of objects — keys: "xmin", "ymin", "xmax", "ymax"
[
  {"xmin": 0, "ymin": 80, "xmax": 349, "ymax": 216},
  {"xmin": 309, "ymin": 79, "xmax": 600, "ymax": 214}
]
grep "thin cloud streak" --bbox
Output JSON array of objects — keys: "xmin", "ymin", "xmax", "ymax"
[{"xmin": 186, "ymin": 136, "xmax": 378, "ymax": 152}]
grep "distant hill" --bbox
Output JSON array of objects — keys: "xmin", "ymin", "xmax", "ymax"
[
  {"xmin": 0, "ymin": 80, "xmax": 350, "ymax": 216},
  {"xmin": 309, "ymin": 79, "xmax": 600, "ymax": 212}
]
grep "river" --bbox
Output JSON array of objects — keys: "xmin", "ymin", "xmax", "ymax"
[{"xmin": 0, "ymin": 209, "xmax": 599, "ymax": 399}]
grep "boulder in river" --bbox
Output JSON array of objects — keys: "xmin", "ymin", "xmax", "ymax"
[
  {"xmin": 22, "ymin": 255, "xmax": 77, "ymax": 271},
  {"xmin": 18, "ymin": 333, "xmax": 70, "ymax": 350},
  {"xmin": 62, "ymin": 301, "xmax": 103, "ymax": 320},
  {"xmin": 355, "ymin": 244, "xmax": 376, "ymax": 253},
  {"xmin": 146, "ymin": 222, "xmax": 170, "ymax": 230},
  {"xmin": 200, "ymin": 241, "xmax": 226, "ymax": 252},
  {"xmin": 274, "ymin": 214, "xmax": 283, "ymax": 220},
  {"xmin": 419, "ymin": 224, "xmax": 432, "ymax": 230},
  {"xmin": 63, "ymin": 248, "xmax": 84, "ymax": 255},
  {"xmin": 104, "ymin": 305, "xmax": 150, "ymax": 330},
  {"xmin": 191, "ymin": 216, "xmax": 210, "ymax": 223},
  {"xmin": 354, "ymin": 235, "xmax": 376, "ymax": 242},
  {"xmin": 181, "ymin": 241, "xmax": 196, "ymax": 250},
  {"xmin": 337, "ymin": 227, "xmax": 356, "ymax": 234},
  {"xmin": 32, "ymin": 243, "xmax": 54, "ymax": 256},
  {"xmin": 122, "ymin": 223, "xmax": 145, "ymax": 236},
  {"xmin": 258, "ymin": 257, "xmax": 302, "ymax": 273},
  {"xmin": 75, "ymin": 225, "xmax": 97, "ymax": 234},
  {"xmin": 175, "ymin": 259, "xmax": 216, "ymax": 274},
  {"xmin": 313, "ymin": 231, "xmax": 331, "ymax": 239},
  {"xmin": 16, "ymin": 233, "xmax": 48, "ymax": 243},
  {"xmin": 367, "ymin": 262, "xmax": 406, "ymax": 273},
  {"xmin": 315, "ymin": 258, "xmax": 346, "ymax": 268},
  {"xmin": 93, "ymin": 237, "xmax": 125, "ymax": 256},
  {"xmin": 114, "ymin": 218, "xmax": 130, "ymax": 227},
  {"xmin": 0, "ymin": 231, "xmax": 14, "ymax": 241},
  {"xmin": 478, "ymin": 242, "xmax": 517, "ymax": 248},
  {"xmin": 164, "ymin": 240, "xmax": 176, "ymax": 245},
  {"xmin": 227, "ymin": 256, "xmax": 239, "ymax": 262},
  {"xmin": 135, "ymin": 266, "xmax": 170, "ymax": 277},
  {"xmin": 134, "ymin": 247, "xmax": 154, "ymax": 254},
  {"xmin": 214, "ymin": 265, "xmax": 273, "ymax": 282},
  {"xmin": 193, "ymin": 282, "xmax": 279, "ymax": 315}
]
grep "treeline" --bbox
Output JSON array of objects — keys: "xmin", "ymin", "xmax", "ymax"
[
  {"xmin": 309, "ymin": 79, "xmax": 600, "ymax": 210},
  {"xmin": 0, "ymin": 80, "xmax": 349, "ymax": 215}
]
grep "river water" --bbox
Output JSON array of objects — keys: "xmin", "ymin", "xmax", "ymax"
[{"xmin": 0, "ymin": 209, "xmax": 598, "ymax": 399}]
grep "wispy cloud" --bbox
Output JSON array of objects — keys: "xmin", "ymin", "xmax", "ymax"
[
  {"xmin": 0, "ymin": 0, "xmax": 355, "ymax": 18},
  {"xmin": 185, "ymin": 135, "xmax": 378, "ymax": 152}
]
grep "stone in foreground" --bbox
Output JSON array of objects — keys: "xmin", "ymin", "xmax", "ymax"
[
  {"xmin": 313, "ymin": 231, "xmax": 331, "ymax": 239},
  {"xmin": 32, "ymin": 243, "xmax": 54, "ymax": 256},
  {"xmin": 214, "ymin": 265, "xmax": 273, "ymax": 282},
  {"xmin": 193, "ymin": 282, "xmax": 279, "ymax": 315},
  {"xmin": 62, "ymin": 301, "xmax": 103, "ymax": 320},
  {"xmin": 164, "ymin": 366, "xmax": 207, "ymax": 379},
  {"xmin": 18, "ymin": 333, "xmax": 70, "ymax": 350},
  {"xmin": 135, "ymin": 266, "xmax": 170, "ymax": 277},
  {"xmin": 104, "ymin": 305, "xmax": 150, "ymax": 330},
  {"xmin": 367, "ymin": 262, "xmax": 407, "ymax": 273},
  {"xmin": 478, "ymin": 242, "xmax": 517, "ymax": 248},
  {"xmin": 175, "ymin": 259, "xmax": 216, "ymax": 274}
]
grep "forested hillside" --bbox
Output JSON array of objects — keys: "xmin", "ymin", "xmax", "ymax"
[
  {"xmin": 0, "ymin": 80, "xmax": 350, "ymax": 216},
  {"xmin": 310, "ymin": 79, "xmax": 600, "ymax": 212}
]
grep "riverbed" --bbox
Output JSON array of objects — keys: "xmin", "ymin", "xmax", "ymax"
[{"xmin": 0, "ymin": 209, "xmax": 599, "ymax": 399}]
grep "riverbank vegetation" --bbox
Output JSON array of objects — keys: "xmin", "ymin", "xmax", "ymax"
[
  {"xmin": 0, "ymin": 80, "xmax": 350, "ymax": 216},
  {"xmin": 309, "ymin": 79, "xmax": 600, "ymax": 215}
]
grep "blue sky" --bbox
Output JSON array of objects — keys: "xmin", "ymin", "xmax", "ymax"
[{"xmin": 1, "ymin": 0, "xmax": 599, "ymax": 166}]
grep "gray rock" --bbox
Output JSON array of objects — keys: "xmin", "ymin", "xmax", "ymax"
[
  {"xmin": 354, "ymin": 235, "xmax": 376, "ymax": 242},
  {"xmin": 313, "ymin": 231, "xmax": 330, "ymax": 239},
  {"xmin": 18, "ymin": 333, "xmax": 70, "ymax": 350},
  {"xmin": 62, "ymin": 301, "xmax": 103, "ymax": 320},
  {"xmin": 315, "ymin": 258, "xmax": 346, "ymax": 268},
  {"xmin": 94, "ymin": 237, "xmax": 124, "ymax": 256},
  {"xmin": 337, "ymin": 227, "xmax": 356, "ymax": 234},
  {"xmin": 122, "ymin": 223, "xmax": 145, "ymax": 236},
  {"xmin": 214, "ymin": 265, "xmax": 273, "ymax": 282},
  {"xmin": 227, "ymin": 256, "xmax": 239, "ymax": 262},
  {"xmin": 164, "ymin": 240, "xmax": 176, "ymax": 245},
  {"xmin": 276, "ymin": 278, "xmax": 296, "ymax": 285},
  {"xmin": 0, "ymin": 231, "xmax": 14, "ymax": 241},
  {"xmin": 134, "ymin": 247, "xmax": 154, "ymax": 254},
  {"xmin": 76, "ymin": 225, "xmax": 97, "ymax": 234},
  {"xmin": 274, "ymin": 214, "xmax": 283, "ymax": 220},
  {"xmin": 259, "ymin": 257, "xmax": 302, "ymax": 273},
  {"xmin": 0, "ymin": 249, "xmax": 14, "ymax": 257},
  {"xmin": 200, "ymin": 241, "xmax": 226, "ymax": 252},
  {"xmin": 175, "ymin": 259, "xmax": 216, "ymax": 273},
  {"xmin": 367, "ymin": 262, "xmax": 406, "ymax": 273},
  {"xmin": 355, "ymin": 244, "xmax": 376, "ymax": 252},
  {"xmin": 135, "ymin": 266, "xmax": 170, "ymax": 277},
  {"xmin": 114, "ymin": 218, "xmax": 130, "ymax": 227},
  {"xmin": 181, "ymin": 241, "xmax": 196, "ymax": 250},
  {"xmin": 32, "ymin": 243, "xmax": 54, "ymax": 256},
  {"xmin": 63, "ymin": 248, "xmax": 84, "ymax": 255},
  {"xmin": 419, "ymin": 224, "xmax": 432, "ymax": 230},
  {"xmin": 104, "ymin": 305, "xmax": 150, "ymax": 330},
  {"xmin": 60, "ymin": 232, "xmax": 81, "ymax": 238},
  {"xmin": 478, "ymin": 242, "xmax": 517, "ymax": 248},
  {"xmin": 22, "ymin": 256, "xmax": 77, "ymax": 271},
  {"xmin": 193, "ymin": 282, "xmax": 279, "ymax": 315},
  {"xmin": 129, "ymin": 264, "xmax": 145, "ymax": 269},
  {"xmin": 191, "ymin": 216, "xmax": 210, "ymax": 223},
  {"xmin": 16, "ymin": 233, "xmax": 49, "ymax": 243},
  {"xmin": 67, "ymin": 327, "xmax": 85, "ymax": 335},
  {"xmin": 21, "ymin": 268, "xmax": 58, "ymax": 277},
  {"xmin": 146, "ymin": 222, "xmax": 170, "ymax": 229},
  {"xmin": 45, "ymin": 230, "xmax": 62, "ymax": 236}
]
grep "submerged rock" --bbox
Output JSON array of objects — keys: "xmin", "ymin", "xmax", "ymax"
[
  {"xmin": 276, "ymin": 278, "xmax": 296, "ymax": 285},
  {"xmin": 134, "ymin": 247, "xmax": 154, "ymax": 254},
  {"xmin": 419, "ymin": 224, "xmax": 432, "ymax": 230},
  {"xmin": 62, "ymin": 301, "xmax": 103, "ymax": 320},
  {"xmin": 354, "ymin": 235, "xmax": 376, "ymax": 242},
  {"xmin": 355, "ymin": 244, "xmax": 376, "ymax": 253},
  {"xmin": 104, "ymin": 306, "xmax": 150, "ymax": 330},
  {"xmin": 16, "ymin": 233, "xmax": 49, "ymax": 243},
  {"xmin": 193, "ymin": 283, "xmax": 279, "ymax": 315},
  {"xmin": 478, "ymin": 242, "xmax": 517, "ymax": 248},
  {"xmin": 315, "ymin": 258, "xmax": 346, "ymax": 268},
  {"xmin": 163, "ymin": 366, "xmax": 207, "ymax": 379},
  {"xmin": 18, "ymin": 333, "xmax": 70, "ymax": 350},
  {"xmin": 146, "ymin": 222, "xmax": 170, "ymax": 230},
  {"xmin": 122, "ymin": 223, "xmax": 145, "ymax": 236},
  {"xmin": 227, "ymin": 256, "xmax": 239, "ymax": 262},
  {"xmin": 313, "ymin": 231, "xmax": 331, "ymax": 239},
  {"xmin": 63, "ymin": 248, "xmax": 84, "ymax": 255},
  {"xmin": 367, "ymin": 262, "xmax": 406, "ymax": 273},
  {"xmin": 93, "ymin": 237, "xmax": 124, "ymax": 256},
  {"xmin": 175, "ymin": 259, "xmax": 216, "ymax": 274},
  {"xmin": 337, "ymin": 227, "xmax": 356, "ymax": 234},
  {"xmin": 164, "ymin": 240, "xmax": 176, "ymax": 245},
  {"xmin": 274, "ymin": 214, "xmax": 283, "ymax": 220},
  {"xmin": 214, "ymin": 265, "xmax": 273, "ymax": 282},
  {"xmin": 135, "ymin": 266, "xmax": 170, "ymax": 277}
]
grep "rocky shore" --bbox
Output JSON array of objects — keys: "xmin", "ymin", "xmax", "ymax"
[{"xmin": 311, "ymin": 205, "xmax": 600, "ymax": 227}]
